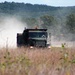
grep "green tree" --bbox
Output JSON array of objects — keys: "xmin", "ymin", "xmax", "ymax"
[
  {"xmin": 25, "ymin": 18, "xmax": 37, "ymax": 27},
  {"xmin": 66, "ymin": 14, "xmax": 75, "ymax": 33},
  {"xmin": 40, "ymin": 15, "xmax": 55, "ymax": 28}
]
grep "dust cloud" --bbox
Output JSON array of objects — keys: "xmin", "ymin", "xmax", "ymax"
[
  {"xmin": 0, "ymin": 15, "xmax": 74, "ymax": 48},
  {"xmin": 0, "ymin": 16, "xmax": 27, "ymax": 48}
]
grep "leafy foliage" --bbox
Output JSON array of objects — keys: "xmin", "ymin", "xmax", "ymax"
[
  {"xmin": 40, "ymin": 15, "xmax": 54, "ymax": 28},
  {"xmin": 0, "ymin": 1, "xmax": 75, "ymax": 18},
  {"xmin": 66, "ymin": 14, "xmax": 75, "ymax": 33}
]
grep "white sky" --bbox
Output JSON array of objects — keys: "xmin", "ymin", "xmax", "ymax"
[{"xmin": 0, "ymin": 0, "xmax": 75, "ymax": 6}]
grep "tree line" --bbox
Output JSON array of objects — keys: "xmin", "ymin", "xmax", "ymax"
[{"xmin": 0, "ymin": 2, "xmax": 75, "ymax": 35}]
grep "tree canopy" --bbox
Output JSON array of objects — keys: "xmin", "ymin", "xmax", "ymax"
[{"xmin": 66, "ymin": 14, "xmax": 75, "ymax": 33}]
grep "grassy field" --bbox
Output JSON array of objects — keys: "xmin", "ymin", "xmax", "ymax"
[{"xmin": 0, "ymin": 47, "xmax": 75, "ymax": 75}]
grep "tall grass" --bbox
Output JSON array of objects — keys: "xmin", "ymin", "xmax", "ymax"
[{"xmin": 0, "ymin": 47, "xmax": 75, "ymax": 75}]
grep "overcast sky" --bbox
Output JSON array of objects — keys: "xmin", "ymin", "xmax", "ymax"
[{"xmin": 0, "ymin": 0, "xmax": 75, "ymax": 6}]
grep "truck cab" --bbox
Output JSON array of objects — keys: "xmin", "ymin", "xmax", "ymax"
[{"xmin": 17, "ymin": 28, "xmax": 48, "ymax": 47}]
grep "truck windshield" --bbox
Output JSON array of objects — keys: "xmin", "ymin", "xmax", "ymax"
[{"xmin": 29, "ymin": 32, "xmax": 47, "ymax": 38}]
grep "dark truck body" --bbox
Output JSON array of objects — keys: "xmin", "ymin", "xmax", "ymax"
[{"xmin": 17, "ymin": 29, "xmax": 48, "ymax": 47}]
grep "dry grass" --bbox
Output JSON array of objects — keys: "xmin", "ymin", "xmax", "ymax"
[{"xmin": 0, "ymin": 47, "xmax": 75, "ymax": 75}]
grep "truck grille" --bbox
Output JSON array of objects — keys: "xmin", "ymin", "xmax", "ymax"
[{"xmin": 35, "ymin": 40, "xmax": 46, "ymax": 47}]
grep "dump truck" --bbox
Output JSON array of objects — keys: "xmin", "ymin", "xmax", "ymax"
[{"xmin": 17, "ymin": 28, "xmax": 51, "ymax": 47}]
